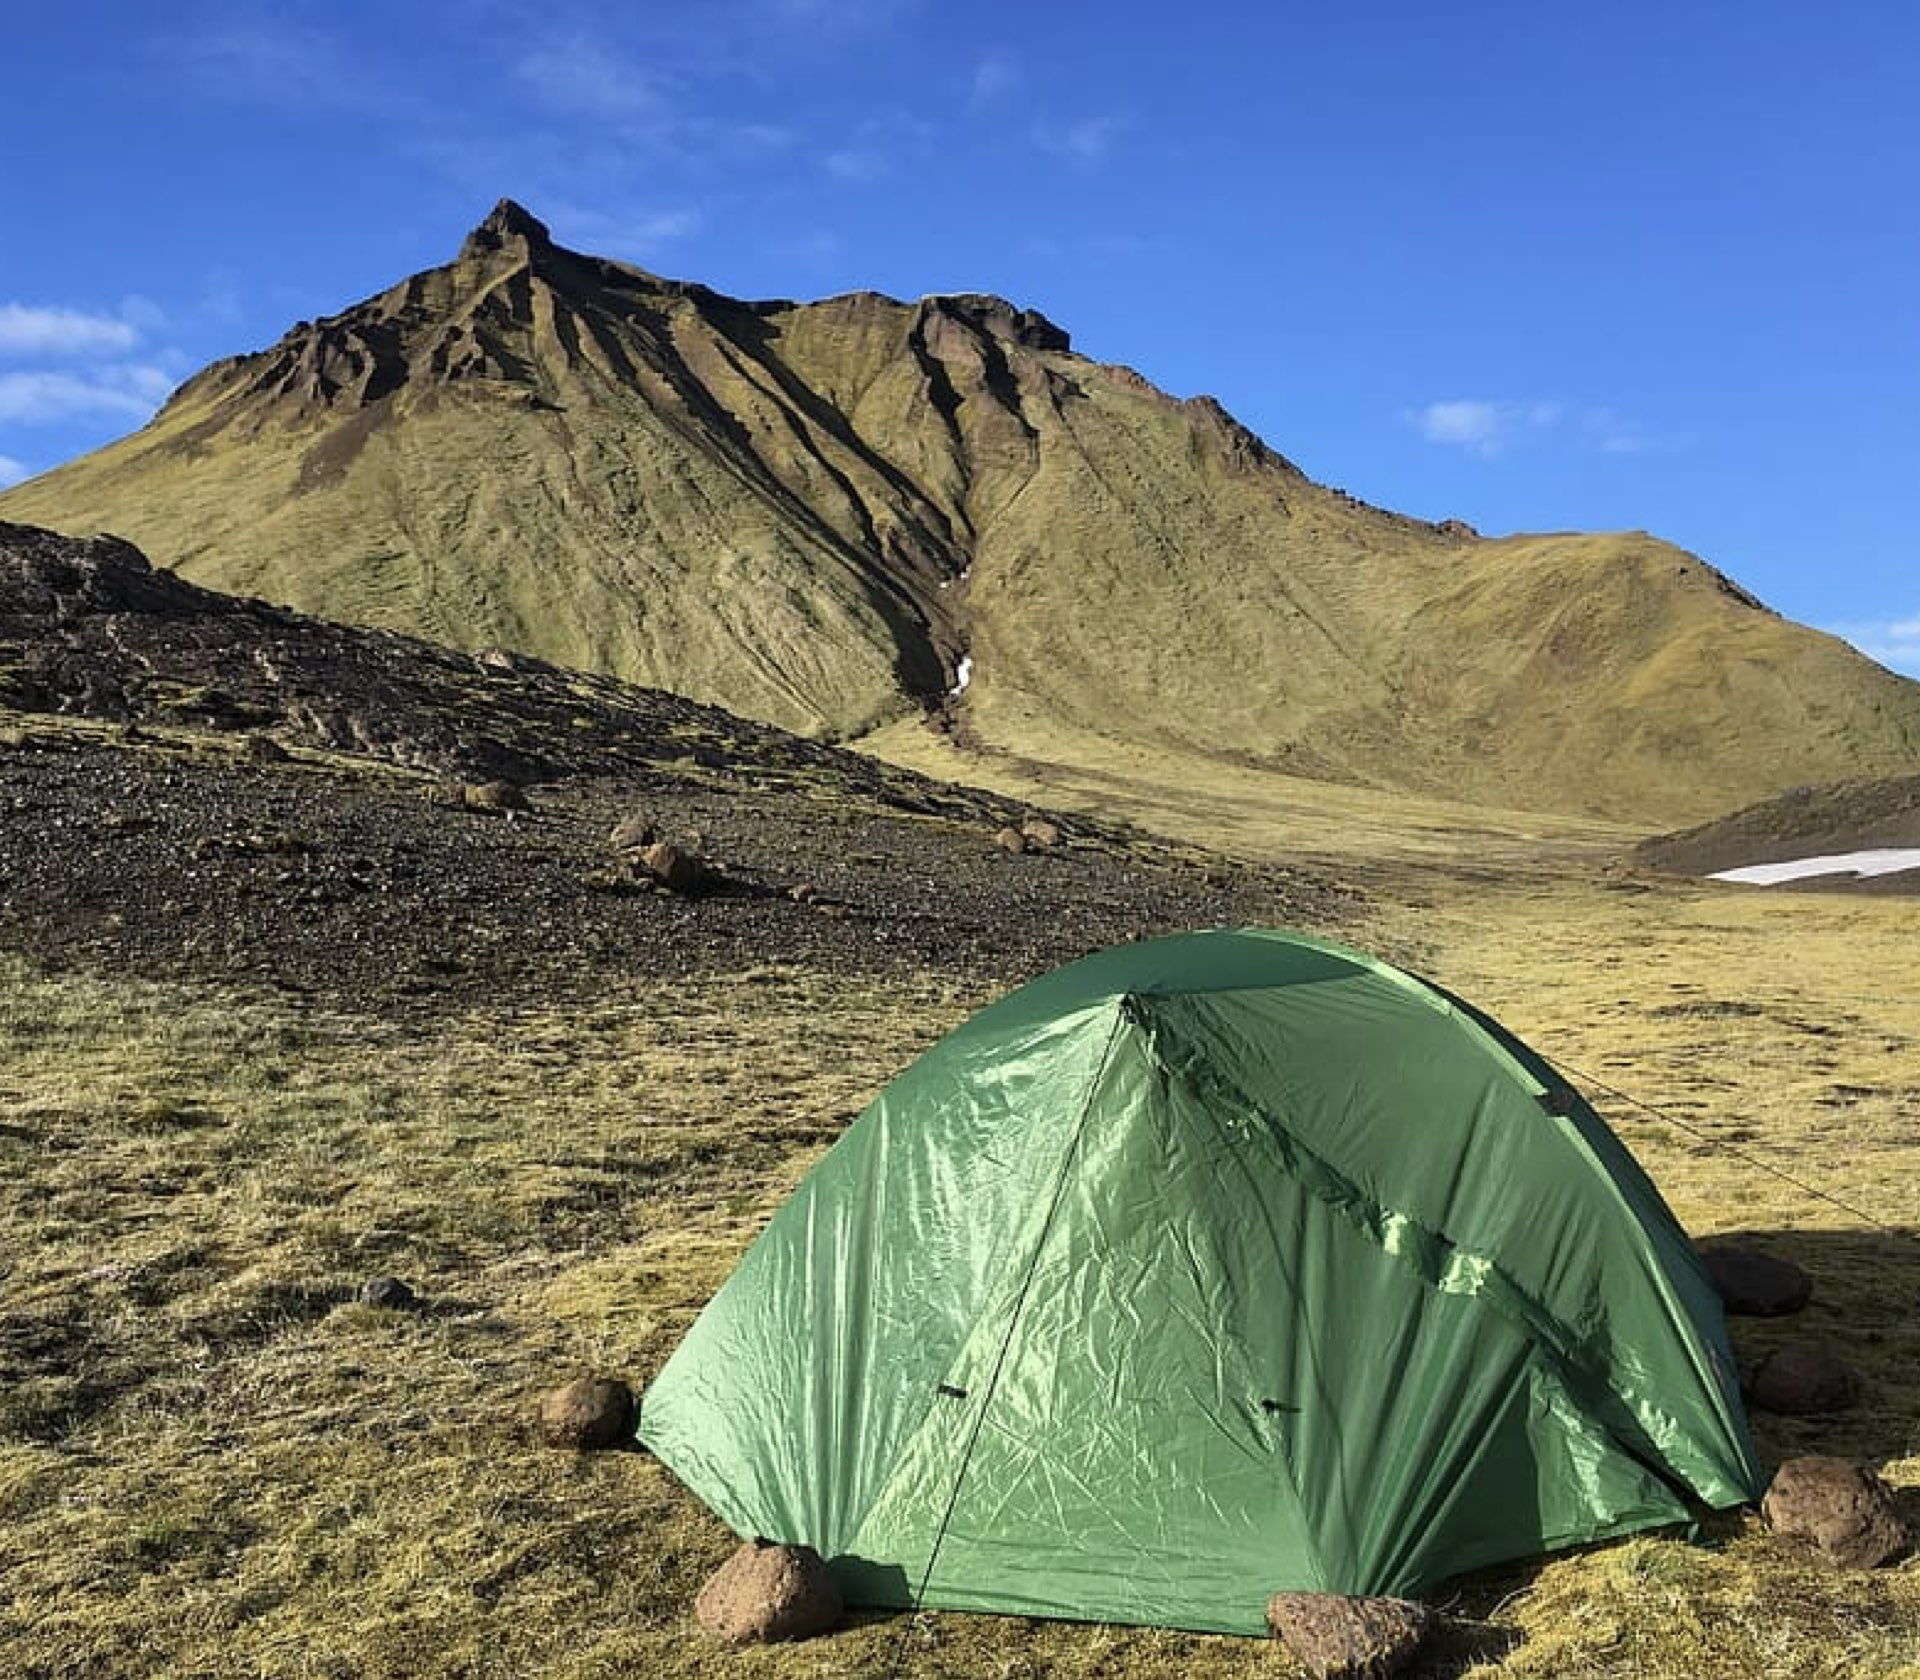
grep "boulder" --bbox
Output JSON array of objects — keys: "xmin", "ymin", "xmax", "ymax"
[
  {"xmin": 1751, "ymin": 1342, "xmax": 1860, "ymax": 1415},
  {"xmin": 243, "ymin": 733, "xmax": 290, "ymax": 763},
  {"xmin": 694, "ymin": 1539, "xmax": 843, "ymax": 1644},
  {"xmin": 1700, "ymin": 1244, "xmax": 1811, "ymax": 1315},
  {"xmin": 608, "ymin": 814, "xmax": 658, "ymax": 851},
  {"xmin": 1762, "ymin": 1456, "xmax": 1909, "ymax": 1568},
  {"xmin": 536, "ymin": 1376, "xmax": 635, "ymax": 1449},
  {"xmin": 1266, "ymin": 1593, "xmax": 1432, "ymax": 1679},
  {"xmin": 1021, "ymin": 818, "xmax": 1063, "ymax": 849},
  {"xmin": 462, "ymin": 779, "xmax": 529, "ymax": 814},
  {"xmin": 357, "ymin": 1275, "xmax": 418, "ymax": 1310},
  {"xmin": 994, "ymin": 826, "xmax": 1027, "ymax": 855},
  {"xmin": 637, "ymin": 840, "xmax": 704, "ymax": 894}
]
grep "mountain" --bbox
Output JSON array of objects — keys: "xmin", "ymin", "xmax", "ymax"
[{"xmin": 4, "ymin": 199, "xmax": 1916, "ymax": 824}]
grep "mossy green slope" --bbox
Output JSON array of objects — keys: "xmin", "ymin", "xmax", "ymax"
[{"xmin": 5, "ymin": 199, "xmax": 1916, "ymax": 821}]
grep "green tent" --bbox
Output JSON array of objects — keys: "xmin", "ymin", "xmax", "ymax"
[{"xmin": 638, "ymin": 930, "xmax": 1758, "ymax": 1635}]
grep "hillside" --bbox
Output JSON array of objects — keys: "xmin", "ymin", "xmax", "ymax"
[
  {"xmin": 0, "ymin": 519, "xmax": 1334, "ymax": 1003},
  {"xmin": 1638, "ymin": 773, "xmax": 1920, "ymax": 889},
  {"xmin": 5, "ymin": 200, "xmax": 1917, "ymax": 822}
]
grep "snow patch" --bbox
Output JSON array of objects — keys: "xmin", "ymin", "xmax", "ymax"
[
  {"xmin": 1711, "ymin": 848, "xmax": 1920, "ymax": 886},
  {"xmin": 948, "ymin": 655, "xmax": 973, "ymax": 697}
]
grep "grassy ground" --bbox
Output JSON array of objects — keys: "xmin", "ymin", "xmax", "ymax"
[{"xmin": 3, "ymin": 852, "xmax": 1918, "ymax": 1676}]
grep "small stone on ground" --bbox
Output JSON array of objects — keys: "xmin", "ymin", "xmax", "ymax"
[
  {"xmin": 637, "ymin": 839, "xmax": 704, "ymax": 893},
  {"xmin": 609, "ymin": 814, "xmax": 657, "ymax": 850},
  {"xmin": 357, "ymin": 1276, "xmax": 418, "ymax": 1310},
  {"xmin": 463, "ymin": 780, "xmax": 529, "ymax": 813},
  {"xmin": 1699, "ymin": 1244, "xmax": 1812, "ymax": 1315},
  {"xmin": 1266, "ymin": 1591, "xmax": 1432, "ymax": 1679},
  {"xmin": 694, "ymin": 1539, "xmax": 843, "ymax": 1644},
  {"xmin": 1750, "ymin": 1341, "xmax": 1859, "ymax": 1415},
  {"xmin": 1763, "ymin": 1456, "xmax": 1909, "ymax": 1568},
  {"xmin": 537, "ymin": 1375, "xmax": 635, "ymax": 1449}
]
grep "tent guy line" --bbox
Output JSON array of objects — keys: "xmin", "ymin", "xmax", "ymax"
[{"xmin": 1541, "ymin": 1052, "xmax": 1903, "ymax": 1240}]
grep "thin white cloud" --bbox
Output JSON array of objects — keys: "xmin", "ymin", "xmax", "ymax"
[
  {"xmin": 1411, "ymin": 398, "xmax": 1674, "ymax": 459},
  {"xmin": 969, "ymin": 52, "xmax": 1020, "ymax": 108},
  {"xmin": 1413, "ymin": 399, "xmax": 1536, "ymax": 457},
  {"xmin": 760, "ymin": 0, "xmax": 917, "ymax": 28},
  {"xmin": 0, "ymin": 454, "xmax": 28, "ymax": 488},
  {"xmin": 170, "ymin": 18, "xmax": 366, "ymax": 106},
  {"xmin": 1034, "ymin": 115, "xmax": 1126, "ymax": 165},
  {"xmin": 0, "ymin": 364, "xmax": 176, "ymax": 425},
  {"xmin": 545, "ymin": 204, "xmax": 702, "ymax": 261},
  {"xmin": 514, "ymin": 38, "xmax": 669, "ymax": 120},
  {"xmin": 770, "ymin": 229, "xmax": 846, "ymax": 267},
  {"xmin": 0, "ymin": 304, "xmax": 141, "ymax": 357},
  {"xmin": 1832, "ymin": 613, "xmax": 1920, "ymax": 677},
  {"xmin": 824, "ymin": 148, "xmax": 888, "ymax": 181}
]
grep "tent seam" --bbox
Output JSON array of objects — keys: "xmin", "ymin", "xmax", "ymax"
[
  {"xmin": 1133, "ymin": 997, "xmax": 1717, "ymax": 1514},
  {"xmin": 845, "ymin": 1001, "xmax": 1131, "ymax": 1583}
]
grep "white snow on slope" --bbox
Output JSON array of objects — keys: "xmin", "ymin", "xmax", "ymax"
[
  {"xmin": 949, "ymin": 655, "xmax": 973, "ymax": 697},
  {"xmin": 1712, "ymin": 848, "xmax": 1920, "ymax": 885}
]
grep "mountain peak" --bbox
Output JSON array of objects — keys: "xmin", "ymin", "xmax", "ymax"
[{"xmin": 461, "ymin": 198, "xmax": 554, "ymax": 259}]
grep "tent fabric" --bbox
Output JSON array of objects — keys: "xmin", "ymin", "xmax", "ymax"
[{"xmin": 637, "ymin": 929, "xmax": 1759, "ymax": 1636}]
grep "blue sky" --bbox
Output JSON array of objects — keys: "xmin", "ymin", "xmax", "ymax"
[{"xmin": 3, "ymin": 0, "xmax": 1915, "ymax": 672}]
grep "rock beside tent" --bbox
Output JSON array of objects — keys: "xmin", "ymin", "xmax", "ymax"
[
  {"xmin": 694, "ymin": 1540, "xmax": 843, "ymax": 1643},
  {"xmin": 1763, "ymin": 1457, "xmax": 1910, "ymax": 1568},
  {"xmin": 1266, "ymin": 1592, "xmax": 1432, "ymax": 1679},
  {"xmin": 536, "ymin": 1376, "xmax": 634, "ymax": 1449},
  {"xmin": 1699, "ymin": 1244, "xmax": 1812, "ymax": 1315},
  {"xmin": 1750, "ymin": 1341, "xmax": 1860, "ymax": 1415}
]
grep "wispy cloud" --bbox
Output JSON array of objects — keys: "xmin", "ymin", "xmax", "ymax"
[
  {"xmin": 824, "ymin": 148, "xmax": 888, "ymax": 181},
  {"xmin": 543, "ymin": 203, "xmax": 702, "ymax": 261},
  {"xmin": 1831, "ymin": 613, "xmax": 1920, "ymax": 677},
  {"xmin": 514, "ymin": 38, "xmax": 669, "ymax": 120},
  {"xmin": 968, "ymin": 52, "xmax": 1020, "ymax": 108},
  {"xmin": 1411, "ymin": 398, "xmax": 1675, "ymax": 459},
  {"xmin": 819, "ymin": 110, "xmax": 936, "ymax": 182},
  {"xmin": 0, "ymin": 365, "xmax": 176, "ymax": 425},
  {"xmin": 1033, "ymin": 115, "xmax": 1126, "ymax": 166},
  {"xmin": 0, "ymin": 454, "xmax": 28, "ymax": 488},
  {"xmin": 759, "ymin": 0, "xmax": 918, "ymax": 29},
  {"xmin": 0, "ymin": 304, "xmax": 141, "ymax": 357},
  {"xmin": 1412, "ymin": 399, "xmax": 1558, "ymax": 457},
  {"xmin": 169, "ymin": 17, "xmax": 380, "ymax": 109},
  {"xmin": 768, "ymin": 228, "xmax": 846, "ymax": 268}
]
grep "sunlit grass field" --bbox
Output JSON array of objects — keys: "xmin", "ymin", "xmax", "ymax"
[{"xmin": 3, "ymin": 818, "xmax": 1917, "ymax": 1677}]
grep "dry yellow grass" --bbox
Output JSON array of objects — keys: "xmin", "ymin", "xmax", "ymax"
[{"xmin": 2, "ymin": 792, "xmax": 1917, "ymax": 1676}]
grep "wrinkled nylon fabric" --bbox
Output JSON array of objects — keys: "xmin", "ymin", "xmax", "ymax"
[{"xmin": 637, "ymin": 930, "xmax": 1761, "ymax": 1635}]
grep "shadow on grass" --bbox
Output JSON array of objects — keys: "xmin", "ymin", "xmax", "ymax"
[{"xmin": 1705, "ymin": 1225, "xmax": 1920, "ymax": 1470}]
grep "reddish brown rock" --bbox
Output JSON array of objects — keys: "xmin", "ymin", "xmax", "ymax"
[
  {"xmin": 1266, "ymin": 1592, "xmax": 1432, "ymax": 1679},
  {"xmin": 1750, "ymin": 1341, "xmax": 1860, "ymax": 1415},
  {"xmin": 536, "ymin": 1376, "xmax": 634, "ymax": 1449},
  {"xmin": 1021, "ymin": 818, "xmax": 1063, "ymax": 849},
  {"xmin": 994, "ymin": 826, "xmax": 1027, "ymax": 855},
  {"xmin": 608, "ymin": 813, "xmax": 658, "ymax": 850},
  {"xmin": 637, "ymin": 839, "xmax": 704, "ymax": 893},
  {"xmin": 694, "ymin": 1539, "xmax": 843, "ymax": 1644},
  {"xmin": 462, "ymin": 779, "xmax": 529, "ymax": 814},
  {"xmin": 1699, "ymin": 1244, "xmax": 1811, "ymax": 1315},
  {"xmin": 1763, "ymin": 1457, "xmax": 1909, "ymax": 1567}
]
